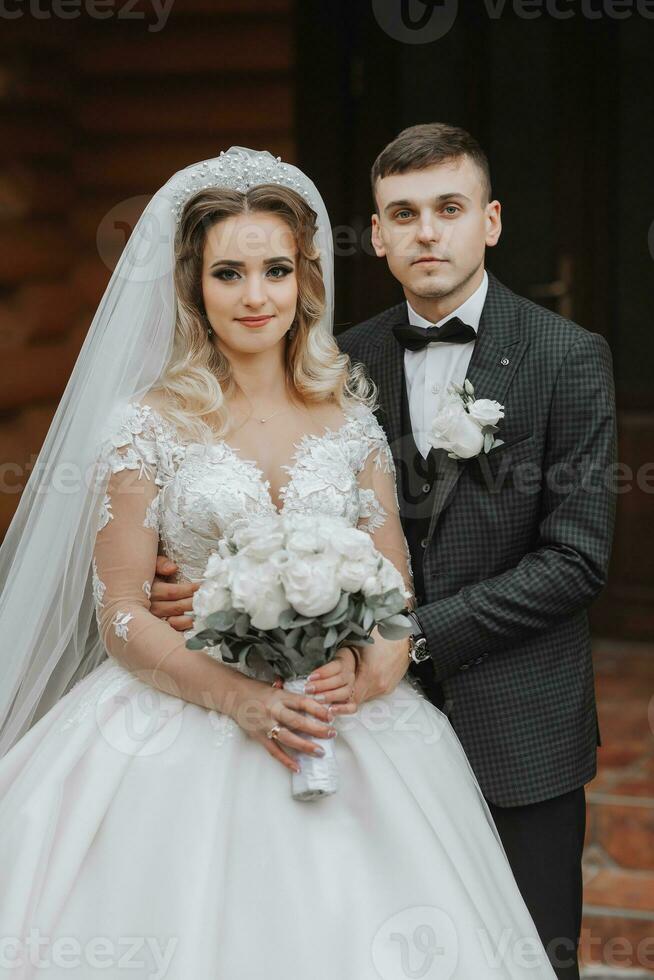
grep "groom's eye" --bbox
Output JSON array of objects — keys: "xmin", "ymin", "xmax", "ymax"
[
  {"xmin": 395, "ymin": 210, "xmax": 413, "ymax": 220},
  {"xmin": 443, "ymin": 205, "xmax": 460, "ymax": 215}
]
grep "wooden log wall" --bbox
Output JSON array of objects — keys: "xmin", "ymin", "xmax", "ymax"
[{"xmin": 0, "ymin": 0, "xmax": 295, "ymax": 540}]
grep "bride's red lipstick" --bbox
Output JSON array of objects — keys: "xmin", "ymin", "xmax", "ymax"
[{"xmin": 236, "ymin": 315, "xmax": 273, "ymax": 327}]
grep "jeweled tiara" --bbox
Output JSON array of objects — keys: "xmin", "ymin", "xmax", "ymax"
[{"xmin": 170, "ymin": 149, "xmax": 317, "ymax": 225}]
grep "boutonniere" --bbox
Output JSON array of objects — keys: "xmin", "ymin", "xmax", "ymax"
[{"xmin": 428, "ymin": 380, "xmax": 505, "ymax": 461}]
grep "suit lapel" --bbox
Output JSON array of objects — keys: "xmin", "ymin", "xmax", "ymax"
[
  {"xmin": 375, "ymin": 331, "xmax": 406, "ymax": 504},
  {"xmin": 425, "ymin": 272, "xmax": 529, "ymax": 542}
]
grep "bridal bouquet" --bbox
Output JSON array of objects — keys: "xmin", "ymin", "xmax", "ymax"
[{"xmin": 185, "ymin": 512, "xmax": 412, "ymax": 801}]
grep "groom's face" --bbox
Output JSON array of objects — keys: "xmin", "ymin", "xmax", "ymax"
[{"xmin": 371, "ymin": 156, "xmax": 501, "ymax": 308}]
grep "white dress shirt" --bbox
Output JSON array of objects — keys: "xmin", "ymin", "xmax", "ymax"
[{"xmin": 405, "ymin": 270, "xmax": 488, "ymax": 459}]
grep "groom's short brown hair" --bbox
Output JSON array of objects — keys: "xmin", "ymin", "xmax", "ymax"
[{"xmin": 371, "ymin": 123, "xmax": 492, "ymax": 210}]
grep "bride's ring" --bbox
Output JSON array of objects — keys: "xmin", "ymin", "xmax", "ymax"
[{"xmin": 266, "ymin": 724, "xmax": 282, "ymax": 741}]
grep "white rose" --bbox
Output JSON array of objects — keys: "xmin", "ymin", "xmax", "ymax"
[
  {"xmin": 467, "ymin": 398, "xmax": 505, "ymax": 428},
  {"xmin": 281, "ymin": 555, "xmax": 342, "ymax": 618},
  {"xmin": 360, "ymin": 556, "xmax": 405, "ymax": 598},
  {"xmin": 229, "ymin": 554, "xmax": 261, "ymax": 612},
  {"xmin": 376, "ymin": 557, "xmax": 407, "ymax": 596},
  {"xmin": 428, "ymin": 398, "xmax": 484, "ymax": 459},
  {"xmin": 285, "ymin": 527, "xmax": 323, "ymax": 554},
  {"xmin": 283, "ymin": 513, "xmax": 344, "ymax": 556},
  {"xmin": 192, "ymin": 578, "xmax": 232, "ymax": 624},
  {"xmin": 231, "ymin": 515, "xmax": 285, "ymax": 559},
  {"xmin": 329, "ymin": 525, "xmax": 376, "ymax": 562},
  {"xmin": 204, "ymin": 551, "xmax": 229, "ymax": 580},
  {"xmin": 329, "ymin": 527, "xmax": 379, "ymax": 592},
  {"xmin": 338, "ymin": 555, "xmax": 380, "ymax": 593},
  {"xmin": 231, "ymin": 556, "xmax": 289, "ymax": 630}
]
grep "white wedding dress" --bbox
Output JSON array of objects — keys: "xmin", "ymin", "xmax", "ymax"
[{"xmin": 0, "ymin": 399, "xmax": 556, "ymax": 979}]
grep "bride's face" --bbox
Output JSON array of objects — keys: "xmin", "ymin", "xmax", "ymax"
[{"xmin": 201, "ymin": 211, "xmax": 298, "ymax": 355}]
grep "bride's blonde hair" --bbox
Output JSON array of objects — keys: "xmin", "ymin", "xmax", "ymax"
[{"xmin": 150, "ymin": 184, "xmax": 375, "ymax": 443}]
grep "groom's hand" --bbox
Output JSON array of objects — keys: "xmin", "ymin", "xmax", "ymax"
[
  {"xmin": 149, "ymin": 555, "xmax": 200, "ymax": 631},
  {"xmin": 330, "ymin": 630, "xmax": 410, "ymax": 715}
]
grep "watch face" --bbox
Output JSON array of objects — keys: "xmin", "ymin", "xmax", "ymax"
[{"xmin": 411, "ymin": 637, "xmax": 429, "ymax": 662}]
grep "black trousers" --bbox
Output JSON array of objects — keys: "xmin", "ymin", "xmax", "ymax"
[{"xmin": 485, "ymin": 787, "xmax": 587, "ymax": 980}]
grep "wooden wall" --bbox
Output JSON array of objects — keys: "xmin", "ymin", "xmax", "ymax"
[{"xmin": 0, "ymin": 0, "xmax": 295, "ymax": 538}]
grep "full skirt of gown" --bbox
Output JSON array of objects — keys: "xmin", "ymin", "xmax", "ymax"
[{"xmin": 0, "ymin": 655, "xmax": 556, "ymax": 979}]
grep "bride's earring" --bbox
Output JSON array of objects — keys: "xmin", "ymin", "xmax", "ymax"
[
  {"xmin": 288, "ymin": 320, "xmax": 298, "ymax": 340},
  {"xmin": 202, "ymin": 314, "xmax": 214, "ymax": 340}
]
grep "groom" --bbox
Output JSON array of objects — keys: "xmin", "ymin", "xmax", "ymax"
[{"xmin": 335, "ymin": 123, "xmax": 617, "ymax": 979}]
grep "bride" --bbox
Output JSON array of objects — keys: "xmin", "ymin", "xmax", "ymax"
[{"xmin": 0, "ymin": 147, "xmax": 556, "ymax": 979}]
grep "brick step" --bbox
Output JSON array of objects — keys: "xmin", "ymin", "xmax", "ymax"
[
  {"xmin": 580, "ymin": 903, "xmax": 654, "ymax": 973},
  {"xmin": 585, "ymin": 794, "xmax": 654, "ymax": 872}
]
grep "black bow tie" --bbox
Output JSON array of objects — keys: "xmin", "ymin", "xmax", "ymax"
[{"xmin": 393, "ymin": 316, "xmax": 477, "ymax": 352}]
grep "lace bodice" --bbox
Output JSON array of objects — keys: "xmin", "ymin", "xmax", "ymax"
[{"xmin": 91, "ymin": 399, "xmax": 414, "ymax": 682}]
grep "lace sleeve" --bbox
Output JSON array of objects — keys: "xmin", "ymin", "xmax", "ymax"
[
  {"xmin": 92, "ymin": 402, "xmax": 191, "ymax": 674},
  {"xmin": 355, "ymin": 410, "xmax": 415, "ymax": 606}
]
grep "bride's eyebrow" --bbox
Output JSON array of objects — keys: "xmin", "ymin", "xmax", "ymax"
[{"xmin": 210, "ymin": 256, "xmax": 295, "ymax": 269}]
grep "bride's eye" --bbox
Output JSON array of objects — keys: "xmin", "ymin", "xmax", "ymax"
[
  {"xmin": 212, "ymin": 268, "xmax": 241, "ymax": 281},
  {"xmin": 267, "ymin": 265, "xmax": 293, "ymax": 279}
]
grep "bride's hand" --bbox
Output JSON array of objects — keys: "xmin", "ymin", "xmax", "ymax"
[
  {"xmin": 234, "ymin": 679, "xmax": 338, "ymax": 774},
  {"xmin": 301, "ymin": 646, "xmax": 358, "ymax": 705}
]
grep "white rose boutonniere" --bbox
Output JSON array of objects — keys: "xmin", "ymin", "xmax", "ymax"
[{"xmin": 428, "ymin": 380, "xmax": 505, "ymax": 461}]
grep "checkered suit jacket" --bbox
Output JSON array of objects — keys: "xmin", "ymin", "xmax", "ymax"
[{"xmin": 337, "ymin": 271, "xmax": 617, "ymax": 807}]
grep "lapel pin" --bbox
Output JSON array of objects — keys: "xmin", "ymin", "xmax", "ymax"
[{"xmin": 500, "ymin": 356, "xmax": 510, "ymax": 366}]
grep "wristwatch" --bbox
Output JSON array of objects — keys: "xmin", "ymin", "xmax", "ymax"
[{"xmin": 407, "ymin": 611, "xmax": 430, "ymax": 664}]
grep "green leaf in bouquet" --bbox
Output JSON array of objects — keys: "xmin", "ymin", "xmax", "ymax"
[
  {"xmin": 278, "ymin": 609, "xmax": 296, "ymax": 629},
  {"xmin": 186, "ymin": 635, "xmax": 214, "ymax": 650},
  {"xmin": 343, "ymin": 620, "xmax": 369, "ymax": 637},
  {"xmin": 283, "ymin": 626, "xmax": 302, "ymax": 650},
  {"xmin": 323, "ymin": 625, "xmax": 338, "ymax": 649},
  {"xmin": 234, "ymin": 613, "xmax": 251, "ymax": 637},
  {"xmin": 293, "ymin": 615, "xmax": 318, "ymax": 628},
  {"xmin": 319, "ymin": 592, "xmax": 350, "ymax": 626},
  {"xmin": 278, "ymin": 609, "xmax": 315, "ymax": 629},
  {"xmin": 376, "ymin": 612, "xmax": 413, "ymax": 642},
  {"xmin": 377, "ymin": 621, "xmax": 413, "ymax": 641},
  {"xmin": 341, "ymin": 631, "xmax": 374, "ymax": 647},
  {"xmin": 334, "ymin": 625, "xmax": 355, "ymax": 646},
  {"xmin": 236, "ymin": 643, "xmax": 252, "ymax": 665},
  {"xmin": 382, "ymin": 613, "xmax": 413, "ymax": 629},
  {"xmin": 302, "ymin": 635, "xmax": 326, "ymax": 657},
  {"xmin": 191, "ymin": 627, "xmax": 222, "ymax": 644},
  {"xmin": 205, "ymin": 609, "xmax": 238, "ymax": 631},
  {"xmin": 363, "ymin": 606, "xmax": 375, "ymax": 631}
]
